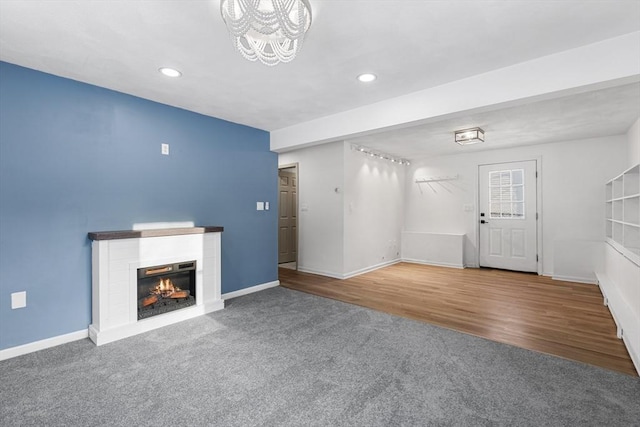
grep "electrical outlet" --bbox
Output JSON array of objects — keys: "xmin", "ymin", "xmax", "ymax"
[
  {"xmin": 161, "ymin": 143, "xmax": 169, "ymax": 155},
  {"xmin": 11, "ymin": 291, "xmax": 27, "ymax": 309}
]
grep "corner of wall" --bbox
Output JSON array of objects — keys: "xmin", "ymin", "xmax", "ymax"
[
  {"xmin": 627, "ymin": 117, "xmax": 640, "ymax": 168},
  {"xmin": 343, "ymin": 142, "xmax": 406, "ymax": 274},
  {"xmin": 277, "ymin": 142, "xmax": 345, "ymax": 276}
]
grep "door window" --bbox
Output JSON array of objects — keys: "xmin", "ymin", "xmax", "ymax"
[{"xmin": 489, "ymin": 169, "xmax": 525, "ymax": 219}]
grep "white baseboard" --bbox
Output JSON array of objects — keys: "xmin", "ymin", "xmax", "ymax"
[
  {"xmin": 0, "ymin": 329, "xmax": 88, "ymax": 362},
  {"xmin": 297, "ymin": 259, "xmax": 401, "ymax": 280},
  {"xmin": 402, "ymin": 258, "xmax": 464, "ymax": 269},
  {"xmin": 296, "ymin": 267, "xmax": 344, "ymax": 279},
  {"xmin": 343, "ymin": 259, "xmax": 401, "ymax": 279},
  {"xmin": 222, "ymin": 280, "xmax": 280, "ymax": 300},
  {"xmin": 552, "ymin": 274, "xmax": 597, "ymax": 284}
]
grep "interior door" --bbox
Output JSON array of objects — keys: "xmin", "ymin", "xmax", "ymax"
[
  {"xmin": 278, "ymin": 168, "xmax": 297, "ymax": 264},
  {"xmin": 479, "ymin": 160, "xmax": 537, "ymax": 272}
]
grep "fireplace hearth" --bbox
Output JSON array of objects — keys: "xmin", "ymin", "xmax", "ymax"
[{"xmin": 137, "ymin": 261, "xmax": 196, "ymax": 320}]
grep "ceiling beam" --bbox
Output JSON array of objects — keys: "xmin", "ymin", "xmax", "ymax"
[{"xmin": 270, "ymin": 32, "xmax": 640, "ymax": 153}]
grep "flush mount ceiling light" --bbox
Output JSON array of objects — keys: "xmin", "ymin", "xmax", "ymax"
[
  {"xmin": 454, "ymin": 127, "xmax": 485, "ymax": 145},
  {"xmin": 220, "ymin": 0, "xmax": 312, "ymax": 66},
  {"xmin": 357, "ymin": 73, "xmax": 377, "ymax": 83},
  {"xmin": 158, "ymin": 67, "xmax": 182, "ymax": 78}
]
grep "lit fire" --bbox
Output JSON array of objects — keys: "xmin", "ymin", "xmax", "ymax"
[{"xmin": 150, "ymin": 278, "xmax": 182, "ymax": 298}]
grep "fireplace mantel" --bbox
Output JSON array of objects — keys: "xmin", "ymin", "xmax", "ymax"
[
  {"xmin": 87, "ymin": 225, "xmax": 224, "ymax": 345},
  {"xmin": 88, "ymin": 226, "xmax": 224, "ymax": 241}
]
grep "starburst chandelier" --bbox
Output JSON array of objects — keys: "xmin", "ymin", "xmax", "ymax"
[{"xmin": 220, "ymin": 0, "xmax": 313, "ymax": 66}]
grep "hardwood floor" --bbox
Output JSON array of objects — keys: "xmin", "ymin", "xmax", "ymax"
[{"xmin": 279, "ymin": 262, "xmax": 637, "ymax": 376}]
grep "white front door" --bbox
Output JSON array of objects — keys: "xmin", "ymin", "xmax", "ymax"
[{"xmin": 479, "ymin": 160, "xmax": 538, "ymax": 272}]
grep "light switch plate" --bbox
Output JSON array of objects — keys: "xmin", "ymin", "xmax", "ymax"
[
  {"xmin": 256, "ymin": 202, "xmax": 264, "ymax": 211},
  {"xmin": 11, "ymin": 291, "xmax": 27, "ymax": 309},
  {"xmin": 161, "ymin": 143, "xmax": 169, "ymax": 155},
  {"xmin": 265, "ymin": 202, "xmax": 269, "ymax": 210}
]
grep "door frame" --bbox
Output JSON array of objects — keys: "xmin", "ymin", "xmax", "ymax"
[
  {"xmin": 278, "ymin": 163, "xmax": 299, "ymax": 270},
  {"xmin": 476, "ymin": 157, "xmax": 543, "ymax": 275}
]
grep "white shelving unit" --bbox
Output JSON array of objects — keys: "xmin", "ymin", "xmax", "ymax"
[{"xmin": 606, "ymin": 164, "xmax": 640, "ymax": 266}]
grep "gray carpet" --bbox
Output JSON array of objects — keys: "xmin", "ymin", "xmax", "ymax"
[{"xmin": 1, "ymin": 287, "xmax": 638, "ymax": 426}]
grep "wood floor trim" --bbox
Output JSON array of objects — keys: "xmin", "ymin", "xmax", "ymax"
[{"xmin": 278, "ymin": 262, "xmax": 637, "ymax": 376}]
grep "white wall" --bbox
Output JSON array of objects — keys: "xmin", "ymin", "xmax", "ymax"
[
  {"xmin": 343, "ymin": 143, "xmax": 405, "ymax": 276},
  {"xmin": 404, "ymin": 135, "xmax": 627, "ymax": 281},
  {"xmin": 628, "ymin": 117, "xmax": 640, "ymax": 167},
  {"xmin": 279, "ymin": 141, "xmax": 405, "ymax": 278},
  {"xmin": 279, "ymin": 142, "xmax": 345, "ymax": 277},
  {"xmin": 279, "ymin": 133, "xmax": 630, "ymax": 282}
]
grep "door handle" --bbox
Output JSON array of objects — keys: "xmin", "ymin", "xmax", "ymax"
[{"xmin": 480, "ymin": 220, "xmax": 489, "ymax": 224}]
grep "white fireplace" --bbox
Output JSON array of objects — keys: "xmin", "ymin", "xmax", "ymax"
[{"xmin": 88, "ymin": 225, "xmax": 224, "ymax": 345}]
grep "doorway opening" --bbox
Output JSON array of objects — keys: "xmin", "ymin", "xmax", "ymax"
[
  {"xmin": 278, "ymin": 164, "xmax": 298, "ymax": 270},
  {"xmin": 478, "ymin": 160, "xmax": 541, "ymax": 274}
]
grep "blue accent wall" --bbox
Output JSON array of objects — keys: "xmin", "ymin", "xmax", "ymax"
[{"xmin": 0, "ymin": 62, "xmax": 277, "ymax": 350}]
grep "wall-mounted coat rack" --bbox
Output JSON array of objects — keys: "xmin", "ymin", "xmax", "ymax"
[{"xmin": 415, "ymin": 175, "xmax": 459, "ymax": 183}]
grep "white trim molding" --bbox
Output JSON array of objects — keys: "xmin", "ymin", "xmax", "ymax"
[
  {"xmin": 343, "ymin": 259, "xmax": 401, "ymax": 279},
  {"xmin": 552, "ymin": 275, "xmax": 597, "ymax": 285},
  {"xmin": 296, "ymin": 267, "xmax": 344, "ymax": 279},
  {"xmin": 402, "ymin": 258, "xmax": 464, "ymax": 269},
  {"xmin": 297, "ymin": 259, "xmax": 402, "ymax": 280},
  {"xmin": 0, "ymin": 329, "xmax": 88, "ymax": 362},
  {"xmin": 223, "ymin": 280, "xmax": 280, "ymax": 300}
]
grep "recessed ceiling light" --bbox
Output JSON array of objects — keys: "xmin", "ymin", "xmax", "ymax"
[
  {"xmin": 357, "ymin": 73, "xmax": 377, "ymax": 83},
  {"xmin": 159, "ymin": 67, "xmax": 182, "ymax": 78}
]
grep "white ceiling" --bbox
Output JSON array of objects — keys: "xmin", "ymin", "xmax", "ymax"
[
  {"xmin": 1, "ymin": 0, "xmax": 639, "ymax": 158},
  {"xmin": 350, "ymin": 82, "xmax": 640, "ymax": 159}
]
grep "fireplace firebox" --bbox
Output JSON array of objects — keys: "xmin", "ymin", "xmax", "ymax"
[{"xmin": 137, "ymin": 261, "xmax": 196, "ymax": 320}]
